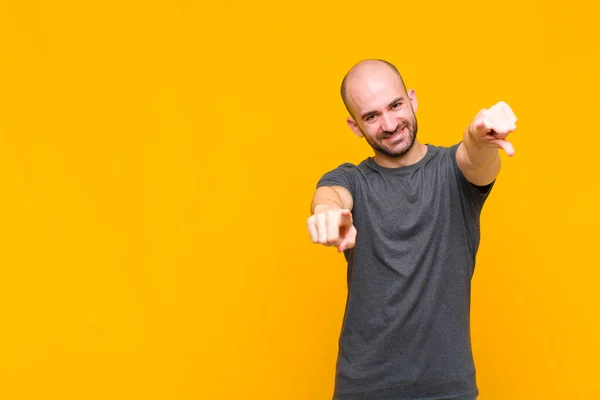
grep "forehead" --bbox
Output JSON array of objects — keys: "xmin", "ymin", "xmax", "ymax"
[{"xmin": 347, "ymin": 71, "xmax": 406, "ymax": 114}]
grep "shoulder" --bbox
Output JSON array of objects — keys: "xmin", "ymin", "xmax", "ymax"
[
  {"xmin": 430, "ymin": 142, "xmax": 496, "ymax": 206},
  {"xmin": 334, "ymin": 161, "xmax": 361, "ymax": 171},
  {"xmin": 316, "ymin": 159, "xmax": 368, "ymax": 192},
  {"xmin": 419, "ymin": 142, "xmax": 464, "ymax": 169},
  {"xmin": 425, "ymin": 142, "xmax": 460, "ymax": 158},
  {"xmin": 320, "ymin": 158, "xmax": 372, "ymax": 176}
]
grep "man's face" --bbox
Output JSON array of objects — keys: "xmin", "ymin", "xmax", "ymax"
[{"xmin": 346, "ymin": 70, "xmax": 419, "ymax": 158}]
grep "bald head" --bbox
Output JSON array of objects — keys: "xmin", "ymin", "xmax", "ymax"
[{"xmin": 340, "ymin": 59, "xmax": 407, "ymax": 118}]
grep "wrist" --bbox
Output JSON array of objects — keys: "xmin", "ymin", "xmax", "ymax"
[
  {"xmin": 313, "ymin": 202, "xmax": 341, "ymax": 214},
  {"xmin": 463, "ymin": 128, "xmax": 499, "ymax": 166}
]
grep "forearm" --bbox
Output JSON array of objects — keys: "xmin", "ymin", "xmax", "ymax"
[
  {"xmin": 462, "ymin": 127, "xmax": 500, "ymax": 167},
  {"xmin": 310, "ymin": 186, "xmax": 346, "ymax": 214},
  {"xmin": 458, "ymin": 128, "xmax": 502, "ymax": 186}
]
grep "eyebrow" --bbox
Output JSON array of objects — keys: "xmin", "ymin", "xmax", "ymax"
[{"xmin": 360, "ymin": 97, "xmax": 404, "ymax": 121}]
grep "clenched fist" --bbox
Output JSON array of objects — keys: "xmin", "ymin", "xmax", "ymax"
[
  {"xmin": 468, "ymin": 101, "xmax": 518, "ymax": 156},
  {"xmin": 307, "ymin": 207, "xmax": 357, "ymax": 253}
]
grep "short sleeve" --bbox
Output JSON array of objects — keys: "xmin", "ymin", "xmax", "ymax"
[
  {"xmin": 316, "ymin": 163, "xmax": 357, "ymax": 197},
  {"xmin": 447, "ymin": 143, "xmax": 495, "ymax": 215}
]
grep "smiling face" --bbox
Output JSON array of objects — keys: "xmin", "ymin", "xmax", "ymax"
[{"xmin": 343, "ymin": 61, "xmax": 420, "ymax": 163}]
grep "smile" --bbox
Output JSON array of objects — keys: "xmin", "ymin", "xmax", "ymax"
[{"xmin": 383, "ymin": 127, "xmax": 406, "ymax": 141}]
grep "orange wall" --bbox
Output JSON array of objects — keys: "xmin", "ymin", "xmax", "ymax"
[{"xmin": 0, "ymin": 0, "xmax": 598, "ymax": 399}]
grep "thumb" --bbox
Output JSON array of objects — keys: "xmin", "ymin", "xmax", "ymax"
[{"xmin": 492, "ymin": 138, "xmax": 515, "ymax": 157}]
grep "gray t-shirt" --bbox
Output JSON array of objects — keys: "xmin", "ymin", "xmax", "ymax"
[{"xmin": 316, "ymin": 143, "xmax": 493, "ymax": 400}]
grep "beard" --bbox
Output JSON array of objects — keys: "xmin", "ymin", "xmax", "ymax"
[{"xmin": 363, "ymin": 114, "xmax": 419, "ymax": 158}]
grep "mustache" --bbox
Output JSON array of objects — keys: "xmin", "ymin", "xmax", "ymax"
[{"xmin": 381, "ymin": 122, "xmax": 408, "ymax": 136}]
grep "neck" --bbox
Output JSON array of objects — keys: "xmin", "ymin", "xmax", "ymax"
[{"xmin": 374, "ymin": 140, "xmax": 428, "ymax": 168}]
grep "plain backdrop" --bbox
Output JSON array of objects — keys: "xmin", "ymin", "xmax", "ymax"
[{"xmin": 0, "ymin": 0, "xmax": 598, "ymax": 399}]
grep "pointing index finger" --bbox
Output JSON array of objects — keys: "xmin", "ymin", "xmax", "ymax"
[{"xmin": 339, "ymin": 209, "xmax": 353, "ymax": 227}]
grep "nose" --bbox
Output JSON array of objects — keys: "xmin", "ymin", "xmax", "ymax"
[{"xmin": 381, "ymin": 112, "xmax": 398, "ymax": 133}]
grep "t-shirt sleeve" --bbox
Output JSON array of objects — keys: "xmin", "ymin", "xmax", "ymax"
[
  {"xmin": 316, "ymin": 163, "xmax": 357, "ymax": 197},
  {"xmin": 447, "ymin": 142, "xmax": 495, "ymax": 215}
]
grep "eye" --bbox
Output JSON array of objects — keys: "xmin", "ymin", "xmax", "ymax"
[
  {"xmin": 365, "ymin": 114, "xmax": 376, "ymax": 122},
  {"xmin": 392, "ymin": 102, "xmax": 402, "ymax": 109}
]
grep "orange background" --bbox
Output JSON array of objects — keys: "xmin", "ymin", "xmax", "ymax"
[{"xmin": 0, "ymin": 0, "xmax": 598, "ymax": 399}]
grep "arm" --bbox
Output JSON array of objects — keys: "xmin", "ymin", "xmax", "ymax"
[
  {"xmin": 456, "ymin": 132, "xmax": 502, "ymax": 187},
  {"xmin": 456, "ymin": 101, "xmax": 518, "ymax": 186},
  {"xmin": 307, "ymin": 185, "xmax": 356, "ymax": 252},
  {"xmin": 310, "ymin": 185, "xmax": 353, "ymax": 214}
]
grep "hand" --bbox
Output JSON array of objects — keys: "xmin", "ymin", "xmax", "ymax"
[
  {"xmin": 468, "ymin": 101, "xmax": 518, "ymax": 156},
  {"xmin": 307, "ymin": 207, "xmax": 357, "ymax": 252}
]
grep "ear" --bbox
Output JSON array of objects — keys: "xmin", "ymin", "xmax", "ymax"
[
  {"xmin": 408, "ymin": 89, "xmax": 418, "ymax": 113},
  {"xmin": 347, "ymin": 117, "xmax": 364, "ymax": 138}
]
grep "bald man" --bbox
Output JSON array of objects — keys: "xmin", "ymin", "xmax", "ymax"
[{"xmin": 307, "ymin": 59, "xmax": 517, "ymax": 400}]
